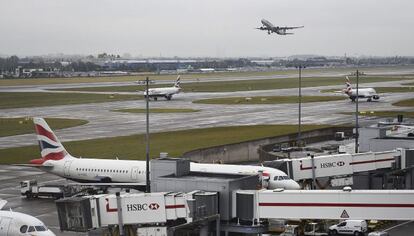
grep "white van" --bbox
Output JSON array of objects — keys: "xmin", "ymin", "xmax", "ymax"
[{"xmin": 329, "ymin": 220, "xmax": 367, "ymax": 235}]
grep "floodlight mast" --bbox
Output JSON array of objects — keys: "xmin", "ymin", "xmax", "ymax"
[
  {"xmin": 296, "ymin": 65, "xmax": 305, "ymax": 146},
  {"xmin": 145, "ymin": 76, "xmax": 150, "ymax": 192}
]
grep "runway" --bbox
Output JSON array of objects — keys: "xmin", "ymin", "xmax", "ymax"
[{"xmin": 0, "ymin": 79, "xmax": 413, "ymax": 149}]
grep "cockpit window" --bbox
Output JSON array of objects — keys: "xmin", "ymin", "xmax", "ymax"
[
  {"xmin": 274, "ymin": 176, "xmax": 279, "ymax": 181},
  {"xmin": 28, "ymin": 226, "xmax": 35, "ymax": 232},
  {"xmin": 35, "ymin": 226, "xmax": 47, "ymax": 231},
  {"xmin": 20, "ymin": 225, "xmax": 28, "ymax": 233}
]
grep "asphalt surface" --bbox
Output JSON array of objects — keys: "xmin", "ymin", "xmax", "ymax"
[
  {"xmin": 0, "ymin": 79, "xmax": 413, "ymax": 149},
  {"xmin": 0, "ymin": 165, "xmax": 86, "ymax": 236}
]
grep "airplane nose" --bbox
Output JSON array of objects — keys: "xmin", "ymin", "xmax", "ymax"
[
  {"xmin": 289, "ymin": 180, "xmax": 301, "ymax": 190},
  {"xmin": 41, "ymin": 230, "xmax": 56, "ymax": 236}
]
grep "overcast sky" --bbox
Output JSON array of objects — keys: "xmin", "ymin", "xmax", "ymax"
[{"xmin": 1, "ymin": 0, "xmax": 413, "ymax": 57}]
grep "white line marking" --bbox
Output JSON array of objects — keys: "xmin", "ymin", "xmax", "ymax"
[{"xmin": 383, "ymin": 220, "xmax": 413, "ymax": 232}]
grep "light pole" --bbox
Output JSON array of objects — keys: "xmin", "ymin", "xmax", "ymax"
[
  {"xmin": 350, "ymin": 70, "xmax": 363, "ymax": 153},
  {"xmin": 138, "ymin": 77, "xmax": 151, "ymax": 192},
  {"xmin": 297, "ymin": 65, "xmax": 305, "ymax": 146},
  {"xmin": 145, "ymin": 76, "xmax": 150, "ymax": 192}
]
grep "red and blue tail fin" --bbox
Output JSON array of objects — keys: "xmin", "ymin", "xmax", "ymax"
[
  {"xmin": 31, "ymin": 118, "xmax": 70, "ymax": 164},
  {"xmin": 174, "ymin": 75, "xmax": 181, "ymax": 88}
]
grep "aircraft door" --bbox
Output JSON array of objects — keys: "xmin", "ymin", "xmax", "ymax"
[
  {"xmin": 131, "ymin": 167, "xmax": 139, "ymax": 181},
  {"xmin": 63, "ymin": 160, "xmax": 73, "ymax": 177},
  {"xmin": 0, "ymin": 217, "xmax": 12, "ymax": 235}
]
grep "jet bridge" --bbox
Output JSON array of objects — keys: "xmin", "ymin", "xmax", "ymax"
[
  {"xmin": 233, "ymin": 188, "xmax": 414, "ymax": 221},
  {"xmin": 56, "ymin": 188, "xmax": 414, "ymax": 234},
  {"xmin": 272, "ymin": 149, "xmax": 401, "ymax": 187}
]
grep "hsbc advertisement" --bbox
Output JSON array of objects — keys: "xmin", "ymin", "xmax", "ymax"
[
  {"xmin": 98, "ymin": 193, "xmax": 167, "ymax": 226},
  {"xmin": 292, "ymin": 154, "xmax": 353, "ymax": 181}
]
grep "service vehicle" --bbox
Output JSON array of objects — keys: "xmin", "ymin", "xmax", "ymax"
[{"xmin": 329, "ymin": 220, "xmax": 367, "ymax": 236}]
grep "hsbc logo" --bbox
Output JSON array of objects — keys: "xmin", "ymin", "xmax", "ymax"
[
  {"xmin": 149, "ymin": 203, "xmax": 160, "ymax": 210},
  {"xmin": 126, "ymin": 202, "xmax": 160, "ymax": 211},
  {"xmin": 320, "ymin": 161, "xmax": 346, "ymax": 169}
]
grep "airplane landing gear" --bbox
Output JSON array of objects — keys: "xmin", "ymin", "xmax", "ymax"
[
  {"xmin": 153, "ymin": 97, "xmax": 158, "ymax": 101},
  {"xmin": 166, "ymin": 95, "xmax": 172, "ymax": 101}
]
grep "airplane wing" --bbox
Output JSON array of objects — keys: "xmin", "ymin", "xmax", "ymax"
[
  {"xmin": 279, "ymin": 26, "xmax": 304, "ymax": 30},
  {"xmin": 0, "ymin": 199, "xmax": 7, "ymax": 209},
  {"xmin": 255, "ymin": 26, "xmax": 269, "ymax": 31}
]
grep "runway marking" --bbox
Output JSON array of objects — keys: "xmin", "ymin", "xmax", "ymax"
[{"xmin": 383, "ymin": 220, "xmax": 413, "ymax": 232}]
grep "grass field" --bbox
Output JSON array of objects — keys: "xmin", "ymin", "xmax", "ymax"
[
  {"xmin": 113, "ymin": 108, "xmax": 200, "ymax": 113},
  {"xmin": 341, "ymin": 111, "xmax": 414, "ymax": 118},
  {"xmin": 393, "ymin": 98, "xmax": 414, "ymax": 107},
  {"xmin": 0, "ymin": 117, "xmax": 88, "ymax": 137},
  {"xmin": 322, "ymin": 86, "xmax": 414, "ymax": 93},
  {"xmin": 53, "ymin": 76, "xmax": 414, "ymax": 93},
  {"xmin": 0, "ymin": 92, "xmax": 142, "ymax": 109},
  {"xmin": 2, "ymin": 66, "xmax": 410, "ymax": 86},
  {"xmin": 193, "ymin": 96, "xmax": 345, "ymax": 105},
  {"xmin": 0, "ymin": 124, "xmax": 330, "ymax": 164}
]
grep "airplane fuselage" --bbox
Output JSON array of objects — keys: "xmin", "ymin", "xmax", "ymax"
[
  {"xmin": 145, "ymin": 87, "xmax": 181, "ymax": 100},
  {"xmin": 0, "ymin": 211, "xmax": 55, "ymax": 236},
  {"xmin": 41, "ymin": 157, "xmax": 300, "ymax": 189},
  {"xmin": 346, "ymin": 88, "xmax": 379, "ymax": 101}
]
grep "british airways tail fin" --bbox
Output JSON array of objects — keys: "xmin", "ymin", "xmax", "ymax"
[
  {"xmin": 31, "ymin": 118, "xmax": 72, "ymax": 165},
  {"xmin": 344, "ymin": 76, "xmax": 352, "ymax": 94},
  {"xmin": 174, "ymin": 75, "xmax": 181, "ymax": 88}
]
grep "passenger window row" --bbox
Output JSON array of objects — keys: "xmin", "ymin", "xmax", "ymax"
[{"xmin": 75, "ymin": 168, "xmax": 129, "ymax": 174}]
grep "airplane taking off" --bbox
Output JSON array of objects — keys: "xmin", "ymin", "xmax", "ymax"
[
  {"xmin": 27, "ymin": 118, "xmax": 300, "ymax": 190},
  {"xmin": 144, "ymin": 75, "xmax": 181, "ymax": 100},
  {"xmin": 256, "ymin": 19, "xmax": 304, "ymax": 35},
  {"xmin": 343, "ymin": 76, "xmax": 380, "ymax": 102},
  {"xmin": 0, "ymin": 200, "xmax": 56, "ymax": 236}
]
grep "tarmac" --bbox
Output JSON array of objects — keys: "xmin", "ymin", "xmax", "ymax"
[{"xmin": 0, "ymin": 78, "xmax": 413, "ymax": 149}]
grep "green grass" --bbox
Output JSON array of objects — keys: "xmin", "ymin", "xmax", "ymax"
[
  {"xmin": 0, "ymin": 92, "xmax": 142, "ymax": 109},
  {"xmin": 393, "ymin": 98, "xmax": 414, "ymax": 107},
  {"xmin": 0, "ymin": 124, "xmax": 330, "ymax": 164},
  {"xmin": 0, "ymin": 117, "xmax": 88, "ymax": 137},
  {"xmin": 322, "ymin": 86, "xmax": 414, "ymax": 93},
  {"xmin": 341, "ymin": 111, "xmax": 414, "ymax": 118},
  {"xmin": 53, "ymin": 76, "xmax": 414, "ymax": 93},
  {"xmin": 113, "ymin": 108, "xmax": 200, "ymax": 113},
  {"xmin": 193, "ymin": 96, "xmax": 345, "ymax": 105}
]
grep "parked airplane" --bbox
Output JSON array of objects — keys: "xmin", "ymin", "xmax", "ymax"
[
  {"xmin": 0, "ymin": 200, "xmax": 56, "ymax": 236},
  {"xmin": 144, "ymin": 75, "xmax": 181, "ymax": 100},
  {"xmin": 28, "ymin": 118, "xmax": 300, "ymax": 190},
  {"xmin": 343, "ymin": 76, "xmax": 380, "ymax": 102},
  {"xmin": 256, "ymin": 19, "xmax": 304, "ymax": 35}
]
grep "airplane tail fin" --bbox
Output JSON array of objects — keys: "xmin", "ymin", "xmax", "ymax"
[
  {"xmin": 31, "ymin": 118, "xmax": 72, "ymax": 165},
  {"xmin": 174, "ymin": 75, "xmax": 181, "ymax": 88},
  {"xmin": 344, "ymin": 76, "xmax": 352, "ymax": 94}
]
